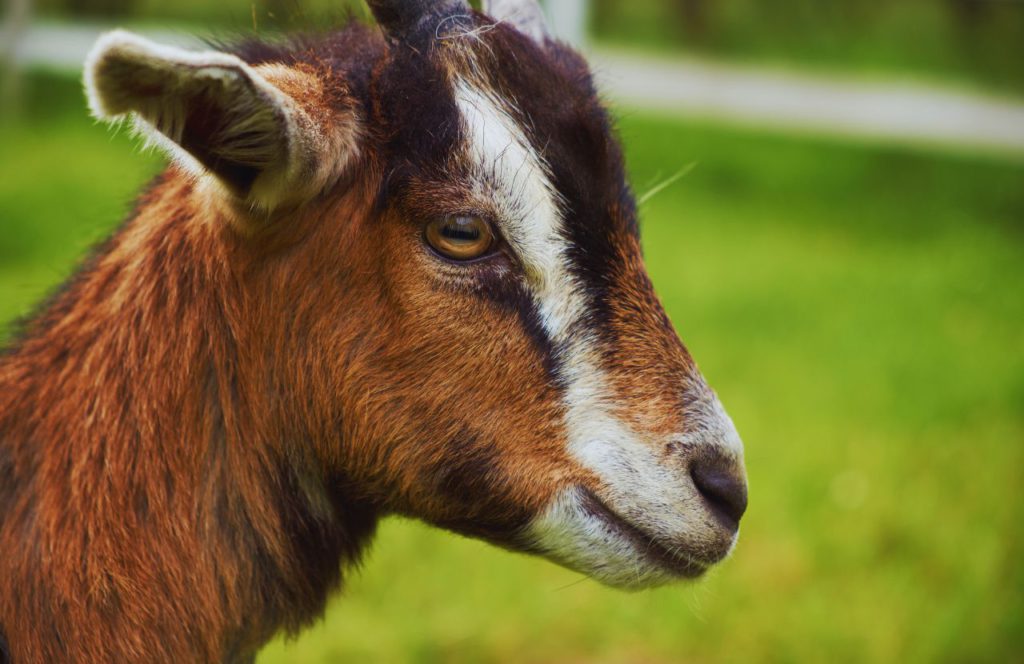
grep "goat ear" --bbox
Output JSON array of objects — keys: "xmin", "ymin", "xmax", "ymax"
[{"xmin": 85, "ymin": 31, "xmax": 360, "ymax": 216}]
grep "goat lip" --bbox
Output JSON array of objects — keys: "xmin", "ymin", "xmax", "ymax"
[{"xmin": 578, "ymin": 489, "xmax": 709, "ymax": 579}]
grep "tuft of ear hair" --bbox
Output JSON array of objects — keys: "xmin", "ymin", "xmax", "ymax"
[{"xmin": 85, "ymin": 30, "xmax": 361, "ymax": 219}]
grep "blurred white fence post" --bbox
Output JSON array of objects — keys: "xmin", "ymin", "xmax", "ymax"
[
  {"xmin": 1, "ymin": 0, "xmax": 31, "ymax": 116},
  {"xmin": 542, "ymin": 0, "xmax": 588, "ymax": 47}
]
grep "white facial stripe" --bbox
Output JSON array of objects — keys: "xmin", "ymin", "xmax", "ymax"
[
  {"xmin": 454, "ymin": 79, "xmax": 678, "ymax": 485},
  {"xmin": 454, "ymin": 80, "xmax": 586, "ymax": 339},
  {"xmin": 454, "ymin": 81, "xmax": 659, "ymax": 511},
  {"xmin": 454, "ymin": 81, "xmax": 627, "ymax": 473},
  {"xmin": 454, "ymin": 79, "xmax": 744, "ymax": 587}
]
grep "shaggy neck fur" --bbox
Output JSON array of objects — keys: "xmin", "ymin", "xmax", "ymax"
[{"xmin": 0, "ymin": 174, "xmax": 378, "ymax": 664}]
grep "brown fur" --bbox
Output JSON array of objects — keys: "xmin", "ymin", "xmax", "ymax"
[{"xmin": 0, "ymin": 143, "xmax": 585, "ymax": 664}]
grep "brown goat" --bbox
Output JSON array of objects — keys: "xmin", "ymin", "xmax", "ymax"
[{"xmin": 0, "ymin": 1, "xmax": 748, "ymax": 661}]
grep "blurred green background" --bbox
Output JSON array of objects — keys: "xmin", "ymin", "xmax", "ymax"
[{"xmin": 2, "ymin": 0, "xmax": 1023, "ymax": 662}]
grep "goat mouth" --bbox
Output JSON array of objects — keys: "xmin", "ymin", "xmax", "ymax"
[{"xmin": 578, "ymin": 489, "xmax": 708, "ymax": 579}]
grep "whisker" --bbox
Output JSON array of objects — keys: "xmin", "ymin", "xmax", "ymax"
[
  {"xmin": 552, "ymin": 576, "xmax": 590, "ymax": 592},
  {"xmin": 638, "ymin": 162, "xmax": 698, "ymax": 207}
]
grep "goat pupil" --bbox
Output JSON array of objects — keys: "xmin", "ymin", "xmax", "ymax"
[{"xmin": 443, "ymin": 220, "xmax": 480, "ymax": 243}]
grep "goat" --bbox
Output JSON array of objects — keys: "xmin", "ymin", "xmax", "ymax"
[{"xmin": 0, "ymin": 1, "xmax": 748, "ymax": 661}]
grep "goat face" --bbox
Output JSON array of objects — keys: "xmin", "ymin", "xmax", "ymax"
[{"xmin": 85, "ymin": 0, "xmax": 747, "ymax": 589}]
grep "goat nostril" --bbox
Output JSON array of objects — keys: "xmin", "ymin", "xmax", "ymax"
[{"xmin": 690, "ymin": 459, "xmax": 748, "ymax": 530}]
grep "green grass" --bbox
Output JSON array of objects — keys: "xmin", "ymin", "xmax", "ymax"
[{"xmin": 2, "ymin": 72, "xmax": 1023, "ymax": 662}]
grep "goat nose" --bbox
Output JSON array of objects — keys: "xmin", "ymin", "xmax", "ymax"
[{"xmin": 690, "ymin": 455, "xmax": 748, "ymax": 530}]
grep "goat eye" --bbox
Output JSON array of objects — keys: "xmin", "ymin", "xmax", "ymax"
[{"xmin": 425, "ymin": 215, "xmax": 495, "ymax": 261}]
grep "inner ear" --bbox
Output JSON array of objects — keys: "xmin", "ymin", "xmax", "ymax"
[{"xmin": 172, "ymin": 72, "xmax": 286, "ymax": 196}]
